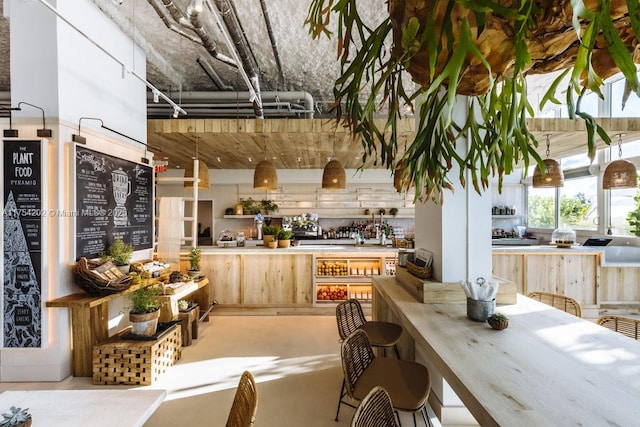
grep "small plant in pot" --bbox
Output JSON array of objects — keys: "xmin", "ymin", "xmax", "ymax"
[
  {"xmin": 262, "ymin": 225, "xmax": 280, "ymax": 246},
  {"xmin": 100, "ymin": 237, "xmax": 134, "ymax": 274},
  {"xmin": 1, "ymin": 406, "xmax": 31, "ymax": 427},
  {"xmin": 487, "ymin": 313, "xmax": 509, "ymax": 330},
  {"xmin": 260, "ymin": 199, "xmax": 279, "ymax": 215},
  {"xmin": 188, "ymin": 246, "xmax": 202, "ymax": 278},
  {"xmin": 127, "ymin": 285, "xmax": 162, "ymax": 336},
  {"xmin": 277, "ymin": 229, "xmax": 293, "ymax": 248}
]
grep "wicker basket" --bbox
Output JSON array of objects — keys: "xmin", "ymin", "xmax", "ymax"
[
  {"xmin": 406, "ymin": 260, "xmax": 432, "ymax": 279},
  {"xmin": 73, "ymin": 257, "xmax": 133, "ymax": 296}
]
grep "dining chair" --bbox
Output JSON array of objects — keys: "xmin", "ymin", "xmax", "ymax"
[
  {"xmin": 336, "ymin": 299, "xmax": 402, "ymax": 358},
  {"xmin": 337, "ymin": 329, "xmax": 432, "ymax": 426},
  {"xmin": 351, "ymin": 385, "xmax": 400, "ymax": 427},
  {"xmin": 597, "ymin": 315, "xmax": 640, "ymax": 340},
  {"xmin": 527, "ymin": 291, "xmax": 582, "ymax": 317},
  {"xmin": 226, "ymin": 370, "xmax": 258, "ymax": 427}
]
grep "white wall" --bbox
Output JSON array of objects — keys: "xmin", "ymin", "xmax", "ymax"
[{"xmin": 1, "ymin": 0, "xmax": 150, "ymax": 381}]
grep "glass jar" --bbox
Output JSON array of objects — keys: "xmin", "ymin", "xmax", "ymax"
[{"xmin": 551, "ymin": 227, "xmax": 576, "ymax": 248}]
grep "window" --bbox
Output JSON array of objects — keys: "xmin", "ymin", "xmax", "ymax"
[
  {"xmin": 607, "ymin": 139, "xmax": 640, "ymax": 236},
  {"xmin": 526, "ymin": 153, "xmax": 598, "ymax": 230}
]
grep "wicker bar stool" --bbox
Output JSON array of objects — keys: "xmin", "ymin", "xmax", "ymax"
[
  {"xmin": 527, "ymin": 291, "xmax": 582, "ymax": 317},
  {"xmin": 336, "ymin": 299, "xmax": 402, "ymax": 358},
  {"xmin": 351, "ymin": 386, "xmax": 400, "ymax": 427},
  {"xmin": 226, "ymin": 371, "xmax": 258, "ymax": 427},
  {"xmin": 597, "ymin": 315, "xmax": 640, "ymax": 340},
  {"xmin": 337, "ymin": 329, "xmax": 432, "ymax": 427}
]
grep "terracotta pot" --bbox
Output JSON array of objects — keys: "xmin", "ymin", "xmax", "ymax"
[
  {"xmin": 278, "ymin": 239, "xmax": 291, "ymax": 248},
  {"xmin": 129, "ymin": 309, "xmax": 160, "ymax": 336}
]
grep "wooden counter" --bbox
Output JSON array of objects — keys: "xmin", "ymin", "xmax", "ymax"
[
  {"xmin": 46, "ymin": 277, "xmax": 209, "ymax": 377},
  {"xmin": 373, "ymin": 276, "xmax": 640, "ymax": 426}
]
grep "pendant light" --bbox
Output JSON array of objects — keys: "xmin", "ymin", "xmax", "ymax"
[
  {"xmin": 184, "ymin": 137, "xmax": 210, "ymax": 189},
  {"xmin": 603, "ymin": 134, "xmax": 638, "ymax": 189},
  {"xmin": 532, "ymin": 134, "xmax": 564, "ymax": 188},
  {"xmin": 322, "ymin": 133, "xmax": 346, "ymax": 189},
  {"xmin": 253, "ymin": 136, "xmax": 278, "ymax": 190}
]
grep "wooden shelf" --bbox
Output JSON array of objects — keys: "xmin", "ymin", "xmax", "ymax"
[{"xmin": 223, "ymin": 214, "xmax": 414, "ymax": 219}]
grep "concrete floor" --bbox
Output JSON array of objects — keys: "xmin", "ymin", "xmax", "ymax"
[{"xmin": 0, "ymin": 315, "xmax": 440, "ymax": 426}]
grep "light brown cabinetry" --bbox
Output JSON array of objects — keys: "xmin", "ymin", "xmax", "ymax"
[{"xmin": 492, "ymin": 250, "xmax": 600, "ymax": 312}]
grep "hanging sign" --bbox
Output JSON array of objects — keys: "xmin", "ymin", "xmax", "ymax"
[
  {"xmin": 2, "ymin": 139, "xmax": 43, "ymax": 348},
  {"xmin": 75, "ymin": 146, "xmax": 153, "ymax": 259}
]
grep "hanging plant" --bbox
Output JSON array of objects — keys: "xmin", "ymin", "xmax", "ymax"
[{"xmin": 306, "ymin": 0, "xmax": 640, "ymax": 203}]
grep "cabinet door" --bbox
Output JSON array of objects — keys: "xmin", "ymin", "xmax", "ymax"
[
  {"xmin": 492, "ymin": 254, "xmax": 525, "ymax": 294},
  {"xmin": 243, "ymin": 254, "xmax": 313, "ymax": 304},
  {"xmin": 525, "ymin": 254, "xmax": 598, "ymax": 305}
]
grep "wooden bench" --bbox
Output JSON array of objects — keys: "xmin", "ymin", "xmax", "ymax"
[{"xmin": 597, "ymin": 315, "xmax": 640, "ymax": 340}]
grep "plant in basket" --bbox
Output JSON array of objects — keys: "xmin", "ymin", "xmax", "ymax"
[
  {"xmin": 487, "ymin": 313, "xmax": 509, "ymax": 330},
  {"xmin": 127, "ymin": 285, "xmax": 162, "ymax": 336},
  {"xmin": 1, "ymin": 406, "xmax": 31, "ymax": 427}
]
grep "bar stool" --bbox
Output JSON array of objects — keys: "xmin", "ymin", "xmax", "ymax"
[
  {"xmin": 336, "ymin": 299, "xmax": 402, "ymax": 358},
  {"xmin": 351, "ymin": 386, "xmax": 400, "ymax": 427},
  {"xmin": 337, "ymin": 329, "xmax": 432, "ymax": 426}
]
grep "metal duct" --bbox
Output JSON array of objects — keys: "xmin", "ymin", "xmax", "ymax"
[
  {"xmin": 259, "ymin": 0, "xmax": 284, "ymax": 85},
  {"xmin": 197, "ymin": 57, "xmax": 234, "ymax": 91},
  {"xmin": 146, "ymin": 90, "xmax": 314, "ymax": 118}
]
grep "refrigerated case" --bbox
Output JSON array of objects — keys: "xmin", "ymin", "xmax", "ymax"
[{"xmin": 314, "ymin": 255, "xmax": 397, "ymax": 305}]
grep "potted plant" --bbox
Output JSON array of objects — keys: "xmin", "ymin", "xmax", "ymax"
[
  {"xmin": 240, "ymin": 197, "xmax": 257, "ymax": 215},
  {"xmin": 261, "ymin": 199, "xmax": 279, "ymax": 215},
  {"xmin": 487, "ymin": 313, "xmax": 509, "ymax": 330},
  {"xmin": 277, "ymin": 229, "xmax": 293, "ymax": 248},
  {"xmin": 100, "ymin": 237, "xmax": 134, "ymax": 274},
  {"xmin": 1, "ymin": 407, "xmax": 31, "ymax": 427},
  {"xmin": 188, "ymin": 246, "xmax": 201, "ymax": 278},
  {"xmin": 178, "ymin": 299, "xmax": 190, "ymax": 311},
  {"xmin": 306, "ymin": 1, "xmax": 640, "ymax": 203},
  {"xmin": 127, "ymin": 285, "xmax": 162, "ymax": 336},
  {"xmin": 389, "ymin": 207, "xmax": 399, "ymax": 217},
  {"xmin": 262, "ymin": 225, "xmax": 280, "ymax": 245}
]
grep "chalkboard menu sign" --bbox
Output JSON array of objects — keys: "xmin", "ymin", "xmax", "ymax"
[
  {"xmin": 75, "ymin": 146, "xmax": 153, "ymax": 259},
  {"xmin": 2, "ymin": 139, "xmax": 43, "ymax": 348}
]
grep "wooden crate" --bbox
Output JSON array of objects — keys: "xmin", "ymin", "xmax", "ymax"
[{"xmin": 92, "ymin": 324, "xmax": 182, "ymax": 385}]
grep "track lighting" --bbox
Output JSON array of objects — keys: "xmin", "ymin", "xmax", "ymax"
[
  {"xmin": 153, "ymin": 90, "xmax": 159, "ymax": 103},
  {"xmin": 173, "ymin": 107, "xmax": 180, "ymax": 118}
]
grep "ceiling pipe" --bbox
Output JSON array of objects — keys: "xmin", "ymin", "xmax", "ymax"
[
  {"xmin": 210, "ymin": 0, "xmax": 263, "ymax": 118},
  {"xmin": 259, "ymin": 0, "xmax": 285, "ymax": 86},
  {"xmin": 148, "ymin": 0, "xmax": 237, "ymax": 68},
  {"xmin": 145, "ymin": 90, "xmax": 314, "ymax": 118},
  {"xmin": 197, "ymin": 57, "xmax": 234, "ymax": 91}
]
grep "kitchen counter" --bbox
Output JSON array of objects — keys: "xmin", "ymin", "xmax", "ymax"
[{"xmin": 199, "ymin": 244, "xmax": 398, "ymax": 254}]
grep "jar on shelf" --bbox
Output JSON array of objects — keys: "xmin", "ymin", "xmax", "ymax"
[{"xmin": 551, "ymin": 227, "xmax": 576, "ymax": 248}]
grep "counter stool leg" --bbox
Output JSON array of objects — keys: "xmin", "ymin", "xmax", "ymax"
[{"xmin": 335, "ymin": 378, "xmax": 346, "ymax": 421}]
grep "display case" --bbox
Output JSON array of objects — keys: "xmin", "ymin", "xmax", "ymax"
[{"xmin": 313, "ymin": 256, "xmax": 394, "ymax": 305}]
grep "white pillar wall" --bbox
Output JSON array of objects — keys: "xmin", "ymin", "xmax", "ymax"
[
  {"xmin": 1, "ymin": 0, "xmax": 149, "ymax": 381},
  {"xmin": 414, "ymin": 96, "xmax": 492, "ymax": 283}
]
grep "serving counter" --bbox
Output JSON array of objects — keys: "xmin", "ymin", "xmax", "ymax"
[
  {"xmin": 372, "ymin": 276, "xmax": 640, "ymax": 426},
  {"xmin": 193, "ymin": 245, "xmax": 398, "ymax": 312}
]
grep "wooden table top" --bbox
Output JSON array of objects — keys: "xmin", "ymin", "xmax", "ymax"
[
  {"xmin": 0, "ymin": 390, "xmax": 166, "ymax": 427},
  {"xmin": 374, "ymin": 277, "xmax": 640, "ymax": 427}
]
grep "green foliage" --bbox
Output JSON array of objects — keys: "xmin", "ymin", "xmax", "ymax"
[
  {"xmin": 1, "ymin": 407, "xmax": 30, "ymax": 426},
  {"xmin": 261, "ymin": 199, "xmax": 279, "ymax": 214},
  {"xmin": 305, "ymin": 0, "xmax": 640, "ymax": 203},
  {"xmin": 189, "ymin": 246, "xmax": 201, "ymax": 271},
  {"xmin": 626, "ymin": 183, "xmax": 640, "ymax": 236},
  {"xmin": 100, "ymin": 237, "xmax": 133, "ymax": 266},
  {"xmin": 488, "ymin": 313, "xmax": 509, "ymax": 321},
  {"xmin": 240, "ymin": 197, "xmax": 258, "ymax": 214},
  {"xmin": 262, "ymin": 225, "xmax": 280, "ymax": 236},
  {"xmin": 277, "ymin": 229, "xmax": 293, "ymax": 240},
  {"xmin": 528, "ymin": 193, "xmax": 591, "ymax": 228},
  {"xmin": 128, "ymin": 285, "xmax": 161, "ymax": 314}
]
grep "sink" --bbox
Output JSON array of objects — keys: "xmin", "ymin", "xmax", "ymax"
[{"xmin": 602, "ymin": 246, "xmax": 640, "ymax": 265}]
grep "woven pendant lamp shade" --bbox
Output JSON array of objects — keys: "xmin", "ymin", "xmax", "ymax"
[
  {"xmin": 253, "ymin": 160, "xmax": 278, "ymax": 190},
  {"xmin": 532, "ymin": 159, "xmax": 564, "ymax": 188},
  {"xmin": 322, "ymin": 159, "xmax": 346, "ymax": 189},
  {"xmin": 603, "ymin": 159, "xmax": 638, "ymax": 189},
  {"xmin": 184, "ymin": 160, "xmax": 210, "ymax": 189}
]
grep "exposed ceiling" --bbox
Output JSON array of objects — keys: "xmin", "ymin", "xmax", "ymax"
[{"xmin": 2, "ymin": 1, "xmax": 640, "ymax": 171}]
